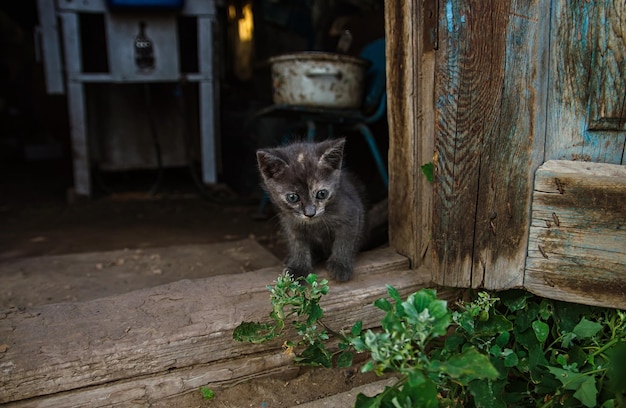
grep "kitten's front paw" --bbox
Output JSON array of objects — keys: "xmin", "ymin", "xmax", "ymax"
[
  {"xmin": 326, "ymin": 259, "xmax": 353, "ymax": 282},
  {"xmin": 283, "ymin": 265, "xmax": 312, "ymax": 280}
]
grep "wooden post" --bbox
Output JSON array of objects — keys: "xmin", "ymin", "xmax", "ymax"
[
  {"xmin": 432, "ymin": 0, "xmax": 547, "ymax": 289},
  {"xmin": 385, "ymin": 0, "xmax": 435, "ymax": 270}
]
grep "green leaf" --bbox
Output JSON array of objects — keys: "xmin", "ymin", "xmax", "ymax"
[
  {"xmin": 468, "ymin": 379, "xmax": 507, "ymax": 408},
  {"xmin": 337, "ymin": 351, "xmax": 353, "ymax": 368},
  {"xmin": 351, "ymin": 336, "xmax": 366, "ymax": 352},
  {"xmin": 407, "ymin": 371, "xmax": 427, "ymax": 387},
  {"xmin": 517, "ymin": 301, "xmax": 540, "ymax": 331},
  {"xmin": 532, "ymin": 320, "xmax": 550, "ymax": 343},
  {"xmin": 561, "ymin": 332, "xmax": 577, "ymax": 348},
  {"xmin": 413, "ymin": 289, "xmax": 437, "ymax": 312},
  {"xmin": 499, "ymin": 290, "xmax": 533, "ymax": 312},
  {"xmin": 374, "ymin": 297, "xmax": 392, "ymax": 312},
  {"xmin": 427, "ymin": 298, "xmax": 449, "ymax": 319},
  {"xmin": 606, "ymin": 341, "xmax": 626, "ymax": 394},
  {"xmin": 547, "ymin": 365, "xmax": 599, "ymax": 407},
  {"xmin": 420, "ymin": 162, "xmax": 434, "ymax": 183},
  {"xmin": 475, "ymin": 315, "xmax": 513, "ymax": 338},
  {"xmin": 553, "ymin": 301, "xmax": 592, "ymax": 333},
  {"xmin": 232, "ymin": 321, "xmax": 277, "ymax": 343},
  {"xmin": 354, "ymin": 391, "xmax": 382, "ymax": 408},
  {"xmin": 514, "ymin": 327, "xmax": 549, "ymax": 379},
  {"xmin": 495, "ymin": 331, "xmax": 510, "ymax": 348},
  {"xmin": 538, "ymin": 298, "xmax": 553, "ymax": 320},
  {"xmin": 572, "ymin": 318, "xmax": 603, "ymax": 339},
  {"xmin": 572, "ymin": 376, "xmax": 599, "ymax": 408},
  {"xmin": 351, "ymin": 320, "xmax": 363, "ymax": 336},
  {"xmin": 401, "ymin": 298, "xmax": 420, "ymax": 321},
  {"xmin": 503, "ymin": 349, "xmax": 519, "ymax": 368},
  {"xmin": 386, "ymin": 285, "xmax": 403, "ymax": 303},
  {"xmin": 199, "ymin": 386, "xmax": 215, "ymax": 400},
  {"xmin": 294, "ymin": 342, "xmax": 332, "ymax": 368},
  {"xmin": 444, "ymin": 332, "xmax": 466, "ymax": 353},
  {"xmin": 393, "ymin": 378, "xmax": 439, "ymax": 408},
  {"xmin": 354, "ymin": 382, "xmax": 440, "ymax": 408},
  {"xmin": 456, "ymin": 310, "xmax": 476, "ymax": 334},
  {"xmin": 306, "ymin": 304, "xmax": 323, "ymax": 324},
  {"xmin": 430, "ymin": 347, "xmax": 499, "ymax": 384},
  {"xmin": 489, "ymin": 344, "xmax": 502, "ymax": 357},
  {"xmin": 361, "ymin": 360, "xmax": 376, "ymax": 373},
  {"xmin": 305, "ymin": 273, "xmax": 318, "ymax": 285}
]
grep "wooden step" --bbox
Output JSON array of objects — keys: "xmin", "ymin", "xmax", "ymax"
[
  {"xmin": 0, "ymin": 247, "xmax": 433, "ymax": 407},
  {"xmin": 0, "ymin": 238, "xmax": 281, "ymax": 308}
]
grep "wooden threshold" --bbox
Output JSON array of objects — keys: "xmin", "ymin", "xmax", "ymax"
[{"xmin": 0, "ymin": 247, "xmax": 435, "ymax": 407}]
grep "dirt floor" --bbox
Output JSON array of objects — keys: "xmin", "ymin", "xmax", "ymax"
[
  {"xmin": 0, "ymin": 160, "xmax": 391, "ymax": 407},
  {"xmin": 178, "ymin": 362, "xmax": 395, "ymax": 408}
]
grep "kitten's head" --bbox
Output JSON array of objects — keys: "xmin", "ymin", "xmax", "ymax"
[{"xmin": 256, "ymin": 138, "xmax": 345, "ymax": 221}]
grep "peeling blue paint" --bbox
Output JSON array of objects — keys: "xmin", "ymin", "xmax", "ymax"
[
  {"xmin": 446, "ymin": 1, "xmax": 454, "ymax": 33},
  {"xmin": 460, "ymin": 15, "xmax": 466, "ymax": 23}
]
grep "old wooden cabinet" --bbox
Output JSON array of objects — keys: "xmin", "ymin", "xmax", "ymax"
[{"xmin": 385, "ymin": 0, "xmax": 625, "ymax": 309}]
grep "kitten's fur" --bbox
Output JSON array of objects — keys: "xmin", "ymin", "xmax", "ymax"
[{"xmin": 256, "ymin": 138, "xmax": 365, "ymax": 282}]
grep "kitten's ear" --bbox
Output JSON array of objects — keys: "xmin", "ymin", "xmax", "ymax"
[
  {"xmin": 257, "ymin": 150, "xmax": 288, "ymax": 180},
  {"xmin": 318, "ymin": 138, "xmax": 345, "ymax": 170}
]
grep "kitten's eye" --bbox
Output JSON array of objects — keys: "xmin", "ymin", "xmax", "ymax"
[
  {"xmin": 286, "ymin": 193, "xmax": 300, "ymax": 203},
  {"xmin": 316, "ymin": 189, "xmax": 329, "ymax": 200}
]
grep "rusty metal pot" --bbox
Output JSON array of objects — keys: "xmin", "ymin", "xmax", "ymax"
[{"xmin": 269, "ymin": 52, "xmax": 369, "ymax": 109}]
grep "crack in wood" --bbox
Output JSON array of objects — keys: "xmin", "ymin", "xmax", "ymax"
[
  {"xmin": 538, "ymin": 245, "xmax": 549, "ymax": 259},
  {"xmin": 551, "ymin": 212, "xmax": 560, "ymax": 227}
]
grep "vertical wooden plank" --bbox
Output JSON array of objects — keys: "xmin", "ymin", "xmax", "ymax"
[
  {"xmin": 472, "ymin": 0, "xmax": 548, "ymax": 289},
  {"xmin": 59, "ymin": 12, "xmax": 92, "ymax": 196},
  {"xmin": 433, "ymin": 0, "xmax": 492, "ymax": 286},
  {"xmin": 587, "ymin": 1, "xmax": 625, "ymax": 131},
  {"xmin": 546, "ymin": 0, "xmax": 626, "ymax": 163},
  {"xmin": 385, "ymin": 0, "xmax": 434, "ymax": 269},
  {"xmin": 433, "ymin": 0, "xmax": 546, "ymax": 289}
]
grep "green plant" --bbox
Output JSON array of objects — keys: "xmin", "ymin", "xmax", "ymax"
[
  {"xmin": 460, "ymin": 290, "xmax": 626, "ymax": 408},
  {"xmin": 199, "ymin": 386, "xmax": 215, "ymax": 400},
  {"xmin": 233, "ymin": 273, "xmax": 626, "ymax": 408},
  {"xmin": 421, "ymin": 162, "xmax": 434, "ymax": 183},
  {"xmin": 233, "ymin": 272, "xmax": 352, "ymax": 368},
  {"xmin": 350, "ymin": 286, "xmax": 499, "ymax": 407}
]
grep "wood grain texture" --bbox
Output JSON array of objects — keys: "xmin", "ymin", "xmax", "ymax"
[
  {"xmin": 588, "ymin": 0, "xmax": 626, "ymax": 131},
  {"xmin": 432, "ymin": 0, "xmax": 546, "ymax": 289},
  {"xmin": 525, "ymin": 160, "xmax": 626, "ymax": 309},
  {"xmin": 0, "ymin": 248, "xmax": 423, "ymax": 406},
  {"xmin": 546, "ymin": 0, "xmax": 626, "ymax": 163},
  {"xmin": 385, "ymin": 0, "xmax": 435, "ymax": 269}
]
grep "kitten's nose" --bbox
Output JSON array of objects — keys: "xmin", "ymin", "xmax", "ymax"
[{"xmin": 304, "ymin": 205, "xmax": 316, "ymax": 218}]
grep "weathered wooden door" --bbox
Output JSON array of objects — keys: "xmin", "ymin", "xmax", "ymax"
[
  {"xmin": 428, "ymin": 0, "xmax": 624, "ymax": 291},
  {"xmin": 523, "ymin": 1, "xmax": 626, "ymax": 308},
  {"xmin": 545, "ymin": 1, "xmax": 626, "ymax": 163}
]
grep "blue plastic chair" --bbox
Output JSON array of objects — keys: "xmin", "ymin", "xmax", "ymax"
[{"xmin": 251, "ymin": 38, "xmax": 388, "ymax": 216}]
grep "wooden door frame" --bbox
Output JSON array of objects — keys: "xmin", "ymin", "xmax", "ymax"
[
  {"xmin": 385, "ymin": 0, "xmax": 550, "ymax": 290},
  {"xmin": 384, "ymin": 0, "xmax": 435, "ymax": 272}
]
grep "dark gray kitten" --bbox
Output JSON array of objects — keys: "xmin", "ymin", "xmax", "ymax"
[{"xmin": 256, "ymin": 138, "xmax": 365, "ymax": 282}]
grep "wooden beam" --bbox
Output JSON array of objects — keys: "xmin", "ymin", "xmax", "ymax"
[
  {"xmin": 432, "ymin": 0, "xmax": 547, "ymax": 289},
  {"xmin": 0, "ymin": 248, "xmax": 432, "ymax": 406},
  {"xmin": 525, "ymin": 160, "xmax": 626, "ymax": 309},
  {"xmin": 385, "ymin": 0, "xmax": 435, "ymax": 269}
]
